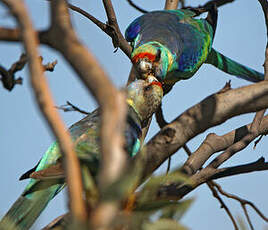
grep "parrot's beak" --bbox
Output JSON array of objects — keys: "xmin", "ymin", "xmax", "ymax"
[{"xmin": 136, "ymin": 59, "xmax": 153, "ymax": 77}]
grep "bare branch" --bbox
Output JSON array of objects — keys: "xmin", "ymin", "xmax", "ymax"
[
  {"xmin": 208, "ymin": 0, "xmax": 268, "ymax": 169},
  {"xmin": 157, "ymin": 157, "xmax": 268, "ymax": 200},
  {"xmin": 207, "ymin": 181, "xmax": 239, "ymax": 230},
  {"xmin": 137, "ymin": 81, "xmax": 268, "ymax": 182},
  {"xmin": 164, "ymin": 0, "xmax": 179, "ymax": 10},
  {"xmin": 56, "ymin": 101, "xmax": 90, "ymax": 115},
  {"xmin": 1, "ymin": 0, "xmax": 87, "ymax": 222},
  {"xmin": 102, "ymin": 0, "xmax": 132, "ymax": 57},
  {"xmin": 126, "ymin": 0, "xmax": 148, "ymax": 13},
  {"xmin": 213, "ymin": 182, "xmax": 268, "ymax": 224},
  {"xmin": 42, "ymin": 59, "xmax": 57, "ymax": 72},
  {"xmin": 0, "ymin": 53, "xmax": 26, "ymax": 91}
]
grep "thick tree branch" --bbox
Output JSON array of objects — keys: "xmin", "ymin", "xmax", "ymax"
[
  {"xmin": 183, "ymin": 114, "xmax": 268, "ymax": 176},
  {"xmin": 46, "ymin": 1, "xmax": 129, "ymax": 229},
  {"xmin": 1, "ymin": 0, "xmax": 87, "ymax": 222},
  {"xmin": 136, "ymin": 81, "xmax": 268, "ymax": 182},
  {"xmin": 157, "ymin": 157, "xmax": 268, "ymax": 200}
]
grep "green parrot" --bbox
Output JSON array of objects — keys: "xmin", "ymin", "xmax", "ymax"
[
  {"xmin": 125, "ymin": 7, "xmax": 264, "ymax": 92},
  {"xmin": 0, "ymin": 77, "xmax": 163, "ymax": 230}
]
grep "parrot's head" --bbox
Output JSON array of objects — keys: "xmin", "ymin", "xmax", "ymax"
[
  {"xmin": 130, "ymin": 42, "xmax": 174, "ymax": 82},
  {"xmin": 126, "ymin": 76, "xmax": 163, "ymax": 122}
]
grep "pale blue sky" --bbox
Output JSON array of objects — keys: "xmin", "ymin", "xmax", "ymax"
[{"xmin": 0, "ymin": 0, "xmax": 267, "ymax": 229}]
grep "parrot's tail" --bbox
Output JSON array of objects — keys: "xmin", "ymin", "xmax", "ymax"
[
  {"xmin": 0, "ymin": 180, "xmax": 64, "ymax": 230},
  {"xmin": 206, "ymin": 48, "xmax": 264, "ymax": 82}
]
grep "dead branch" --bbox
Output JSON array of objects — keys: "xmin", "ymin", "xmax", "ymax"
[
  {"xmin": 137, "ymin": 81, "xmax": 268, "ymax": 182},
  {"xmin": 210, "ymin": 157, "xmax": 268, "ymax": 181},
  {"xmin": 183, "ymin": 0, "xmax": 235, "ymax": 16},
  {"xmin": 207, "ymin": 181, "xmax": 238, "ymax": 230},
  {"xmin": 212, "ymin": 181, "xmax": 268, "ymax": 227},
  {"xmin": 183, "ymin": 114, "xmax": 268, "ymax": 176},
  {"xmin": 157, "ymin": 157, "xmax": 268, "ymax": 200},
  {"xmin": 208, "ymin": 0, "xmax": 268, "ymax": 169},
  {"xmin": 56, "ymin": 101, "xmax": 90, "ymax": 115},
  {"xmin": 164, "ymin": 0, "xmax": 179, "ymax": 10},
  {"xmin": 126, "ymin": 0, "xmax": 148, "ymax": 13},
  {"xmin": 182, "ymin": 143, "xmax": 239, "ymax": 230},
  {"xmin": 0, "ymin": 53, "xmax": 25, "ymax": 91},
  {"xmin": 67, "ymin": 2, "xmax": 132, "ymax": 56},
  {"xmin": 42, "ymin": 59, "xmax": 57, "ymax": 72},
  {"xmin": 1, "ymin": 0, "xmax": 87, "ymax": 222}
]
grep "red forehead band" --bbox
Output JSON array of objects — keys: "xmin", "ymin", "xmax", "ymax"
[
  {"xmin": 150, "ymin": 81, "xmax": 162, "ymax": 89},
  {"xmin": 132, "ymin": 52, "xmax": 156, "ymax": 64}
]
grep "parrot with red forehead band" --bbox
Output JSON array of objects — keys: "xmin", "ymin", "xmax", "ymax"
[
  {"xmin": 0, "ymin": 77, "xmax": 163, "ymax": 230},
  {"xmin": 125, "ymin": 7, "xmax": 264, "ymax": 93}
]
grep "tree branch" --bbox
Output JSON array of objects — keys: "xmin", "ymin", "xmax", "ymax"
[
  {"xmin": 164, "ymin": 0, "xmax": 179, "ymax": 10},
  {"xmin": 212, "ymin": 182, "xmax": 268, "ymax": 226},
  {"xmin": 207, "ymin": 181, "xmax": 238, "ymax": 230},
  {"xmin": 126, "ymin": 0, "xmax": 148, "ymax": 13},
  {"xmin": 183, "ymin": 114, "xmax": 268, "ymax": 176},
  {"xmin": 1, "ymin": 0, "xmax": 87, "ymax": 222},
  {"xmin": 0, "ymin": 53, "xmax": 25, "ymax": 91},
  {"xmin": 136, "ymin": 81, "xmax": 268, "ymax": 182}
]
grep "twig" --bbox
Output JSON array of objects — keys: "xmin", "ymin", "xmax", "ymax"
[
  {"xmin": 183, "ymin": 0, "xmax": 234, "ymax": 16},
  {"xmin": 182, "ymin": 144, "xmax": 239, "ymax": 230},
  {"xmin": 56, "ymin": 101, "xmax": 90, "ymax": 115},
  {"xmin": 102, "ymin": 0, "xmax": 131, "ymax": 56},
  {"xmin": 254, "ymin": 135, "xmax": 264, "ymax": 149},
  {"xmin": 43, "ymin": 59, "xmax": 57, "ymax": 72},
  {"xmin": 207, "ymin": 181, "xmax": 239, "ymax": 230},
  {"xmin": 126, "ymin": 0, "xmax": 148, "ymax": 13},
  {"xmin": 45, "ymin": 0, "xmax": 133, "ymax": 57},
  {"xmin": 0, "ymin": 53, "xmax": 26, "ymax": 91},
  {"xmin": 212, "ymin": 182, "xmax": 268, "ymax": 225},
  {"xmin": 2, "ymin": 0, "xmax": 87, "ymax": 222},
  {"xmin": 67, "ymin": 3, "xmax": 107, "ymax": 31}
]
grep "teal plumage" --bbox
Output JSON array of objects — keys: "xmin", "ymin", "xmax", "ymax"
[
  {"xmin": 125, "ymin": 8, "xmax": 264, "ymax": 88},
  {"xmin": 0, "ymin": 77, "xmax": 163, "ymax": 230}
]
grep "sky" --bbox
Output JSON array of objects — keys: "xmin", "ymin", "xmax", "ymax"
[{"xmin": 0, "ymin": 0, "xmax": 267, "ymax": 229}]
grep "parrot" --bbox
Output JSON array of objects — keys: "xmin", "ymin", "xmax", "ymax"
[
  {"xmin": 0, "ymin": 76, "xmax": 163, "ymax": 230},
  {"xmin": 125, "ymin": 7, "xmax": 264, "ymax": 93}
]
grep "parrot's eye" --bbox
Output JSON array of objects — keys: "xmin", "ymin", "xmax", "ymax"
[
  {"xmin": 155, "ymin": 49, "xmax": 161, "ymax": 62},
  {"xmin": 144, "ymin": 85, "xmax": 152, "ymax": 91}
]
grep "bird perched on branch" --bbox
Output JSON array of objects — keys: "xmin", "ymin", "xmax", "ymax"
[
  {"xmin": 0, "ymin": 77, "xmax": 163, "ymax": 230},
  {"xmin": 125, "ymin": 7, "xmax": 264, "ymax": 93}
]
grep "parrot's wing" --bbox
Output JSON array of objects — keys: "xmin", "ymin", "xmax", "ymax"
[{"xmin": 29, "ymin": 162, "xmax": 65, "ymax": 180}]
